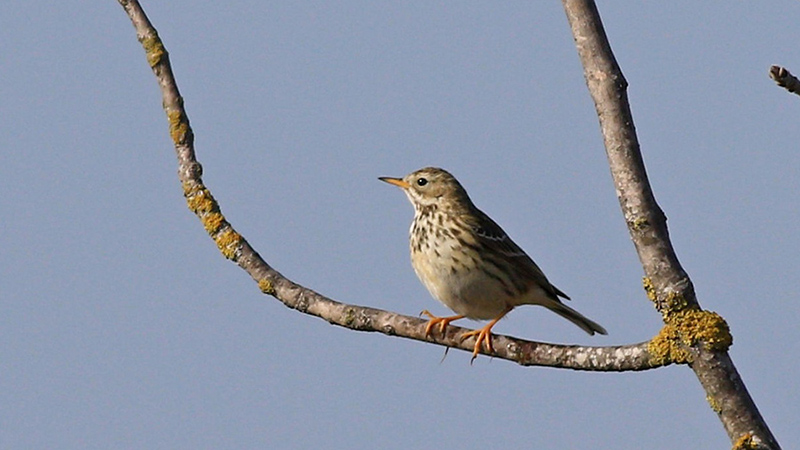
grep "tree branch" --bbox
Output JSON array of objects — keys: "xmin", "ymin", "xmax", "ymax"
[
  {"xmin": 117, "ymin": 0, "xmax": 669, "ymax": 372},
  {"xmin": 769, "ymin": 65, "xmax": 800, "ymax": 96},
  {"xmin": 562, "ymin": 0, "xmax": 779, "ymax": 448}
]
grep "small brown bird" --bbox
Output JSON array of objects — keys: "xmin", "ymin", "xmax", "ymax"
[{"xmin": 380, "ymin": 167, "xmax": 606, "ymax": 361}]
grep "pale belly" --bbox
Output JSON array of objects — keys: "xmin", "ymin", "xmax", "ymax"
[{"xmin": 411, "ymin": 241, "xmax": 516, "ymax": 320}]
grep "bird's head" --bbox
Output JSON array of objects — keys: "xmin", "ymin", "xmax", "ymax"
[{"xmin": 379, "ymin": 167, "xmax": 472, "ymax": 211}]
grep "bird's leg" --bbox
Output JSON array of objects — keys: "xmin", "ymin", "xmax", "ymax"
[
  {"xmin": 420, "ymin": 310, "xmax": 465, "ymax": 338},
  {"xmin": 459, "ymin": 307, "xmax": 512, "ymax": 362}
]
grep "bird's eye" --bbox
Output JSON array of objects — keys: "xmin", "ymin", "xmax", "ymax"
[{"xmin": 416, "ymin": 177, "xmax": 428, "ymax": 187}]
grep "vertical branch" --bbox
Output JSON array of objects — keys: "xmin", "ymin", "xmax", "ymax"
[{"xmin": 561, "ymin": 1, "xmax": 780, "ymax": 448}]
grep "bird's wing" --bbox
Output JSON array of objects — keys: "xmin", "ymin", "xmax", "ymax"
[{"xmin": 465, "ymin": 208, "xmax": 571, "ymax": 301}]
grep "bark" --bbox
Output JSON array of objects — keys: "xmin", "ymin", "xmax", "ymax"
[
  {"xmin": 563, "ymin": 0, "xmax": 779, "ymax": 448},
  {"xmin": 118, "ymin": 0, "xmax": 779, "ymax": 446},
  {"xmin": 116, "ymin": 0, "xmax": 663, "ymax": 372},
  {"xmin": 769, "ymin": 65, "xmax": 800, "ymax": 96}
]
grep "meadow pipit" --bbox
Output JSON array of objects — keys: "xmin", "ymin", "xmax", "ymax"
[{"xmin": 380, "ymin": 167, "xmax": 606, "ymax": 361}]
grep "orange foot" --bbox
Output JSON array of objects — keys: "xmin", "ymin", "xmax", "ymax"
[
  {"xmin": 420, "ymin": 310, "xmax": 464, "ymax": 338},
  {"xmin": 460, "ymin": 307, "xmax": 512, "ymax": 363}
]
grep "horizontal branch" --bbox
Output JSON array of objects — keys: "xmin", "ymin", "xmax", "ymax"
[
  {"xmin": 118, "ymin": 0, "xmax": 667, "ymax": 372},
  {"xmin": 265, "ymin": 274, "xmax": 659, "ymax": 370}
]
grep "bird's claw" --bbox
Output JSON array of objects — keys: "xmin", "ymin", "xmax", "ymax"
[
  {"xmin": 420, "ymin": 310, "xmax": 464, "ymax": 338},
  {"xmin": 460, "ymin": 327, "xmax": 494, "ymax": 363}
]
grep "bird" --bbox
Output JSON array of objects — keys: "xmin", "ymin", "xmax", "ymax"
[{"xmin": 379, "ymin": 167, "xmax": 606, "ymax": 361}]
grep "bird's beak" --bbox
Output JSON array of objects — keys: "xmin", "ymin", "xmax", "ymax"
[{"xmin": 378, "ymin": 177, "xmax": 410, "ymax": 189}]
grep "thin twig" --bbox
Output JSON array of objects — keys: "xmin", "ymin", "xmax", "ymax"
[{"xmin": 769, "ymin": 65, "xmax": 800, "ymax": 96}]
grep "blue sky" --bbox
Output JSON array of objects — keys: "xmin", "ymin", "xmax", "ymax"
[{"xmin": 2, "ymin": 2, "xmax": 798, "ymax": 448}]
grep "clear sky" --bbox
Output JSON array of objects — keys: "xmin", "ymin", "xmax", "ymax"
[{"xmin": 2, "ymin": 2, "xmax": 798, "ymax": 449}]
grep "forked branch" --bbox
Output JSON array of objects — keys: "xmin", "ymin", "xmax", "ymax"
[
  {"xmin": 118, "ymin": 0, "xmax": 779, "ymax": 446},
  {"xmin": 563, "ymin": 0, "xmax": 778, "ymax": 447}
]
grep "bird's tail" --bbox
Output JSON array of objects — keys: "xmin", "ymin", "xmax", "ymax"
[{"xmin": 543, "ymin": 298, "xmax": 607, "ymax": 335}]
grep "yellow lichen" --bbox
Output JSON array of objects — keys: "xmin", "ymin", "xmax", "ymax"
[
  {"xmin": 343, "ymin": 308, "xmax": 356, "ymax": 327},
  {"xmin": 167, "ymin": 109, "xmax": 182, "ymax": 124},
  {"xmin": 631, "ymin": 217, "xmax": 650, "ymax": 231},
  {"xmin": 167, "ymin": 110, "xmax": 189, "ymax": 144},
  {"xmin": 646, "ymin": 282, "xmax": 691, "ymax": 320},
  {"xmin": 186, "ymin": 188, "xmax": 216, "ymax": 215},
  {"xmin": 214, "ymin": 229, "xmax": 241, "ymax": 260},
  {"xmin": 202, "ymin": 212, "xmax": 225, "ymax": 235},
  {"xmin": 648, "ymin": 323, "xmax": 692, "ymax": 366},
  {"xmin": 182, "ymin": 181, "xmax": 196, "ymax": 196},
  {"xmin": 141, "ymin": 35, "xmax": 166, "ymax": 68},
  {"xmin": 649, "ymin": 309, "xmax": 733, "ymax": 365},
  {"xmin": 258, "ymin": 279, "xmax": 276, "ymax": 296},
  {"xmin": 706, "ymin": 394, "xmax": 722, "ymax": 414},
  {"xmin": 677, "ymin": 309, "xmax": 733, "ymax": 352},
  {"xmin": 642, "ymin": 277, "xmax": 657, "ymax": 303},
  {"xmin": 733, "ymin": 433, "xmax": 758, "ymax": 450},
  {"xmin": 663, "ymin": 291, "xmax": 689, "ymax": 317}
]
